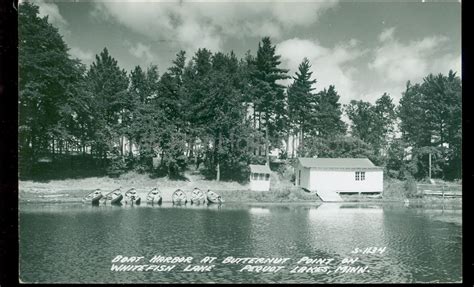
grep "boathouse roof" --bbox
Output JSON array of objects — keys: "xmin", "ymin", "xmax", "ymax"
[
  {"xmin": 297, "ymin": 158, "xmax": 382, "ymax": 170},
  {"xmin": 249, "ymin": 164, "xmax": 272, "ymax": 174}
]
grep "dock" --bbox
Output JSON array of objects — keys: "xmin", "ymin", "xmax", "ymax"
[
  {"xmin": 316, "ymin": 190, "xmax": 343, "ymax": 202},
  {"xmin": 416, "ymin": 183, "xmax": 462, "ymax": 198}
]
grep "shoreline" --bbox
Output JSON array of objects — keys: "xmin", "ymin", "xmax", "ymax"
[{"xmin": 19, "ymin": 173, "xmax": 462, "ymax": 207}]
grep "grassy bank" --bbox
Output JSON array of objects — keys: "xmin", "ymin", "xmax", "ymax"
[
  {"xmin": 19, "ymin": 170, "xmax": 461, "ymax": 205},
  {"xmin": 19, "ymin": 170, "xmax": 321, "ymax": 203}
]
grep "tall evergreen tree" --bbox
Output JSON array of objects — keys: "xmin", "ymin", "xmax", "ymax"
[
  {"xmin": 287, "ymin": 58, "xmax": 316, "ymax": 153},
  {"xmin": 345, "ymin": 100, "xmax": 377, "ymax": 143},
  {"xmin": 314, "ymin": 85, "xmax": 346, "ymax": 138},
  {"xmin": 399, "ymin": 71, "xmax": 461, "ymax": 179},
  {"xmin": 251, "ymin": 37, "xmax": 289, "ymax": 165},
  {"xmin": 85, "ymin": 48, "xmax": 129, "ymax": 162},
  {"xmin": 373, "ymin": 93, "xmax": 397, "ymax": 155},
  {"xmin": 19, "ymin": 2, "xmax": 86, "ymax": 174},
  {"xmin": 345, "ymin": 93, "xmax": 397, "ymax": 164}
]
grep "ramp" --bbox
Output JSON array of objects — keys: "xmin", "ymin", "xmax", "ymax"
[{"xmin": 316, "ymin": 190, "xmax": 343, "ymax": 202}]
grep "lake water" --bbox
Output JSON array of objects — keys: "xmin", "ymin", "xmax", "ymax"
[{"xmin": 19, "ymin": 202, "xmax": 462, "ymax": 284}]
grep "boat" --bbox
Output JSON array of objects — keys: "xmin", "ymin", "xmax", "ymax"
[
  {"xmin": 83, "ymin": 189, "xmax": 103, "ymax": 205},
  {"xmin": 102, "ymin": 188, "xmax": 123, "ymax": 205},
  {"xmin": 206, "ymin": 190, "xmax": 224, "ymax": 204},
  {"xmin": 124, "ymin": 188, "xmax": 141, "ymax": 205},
  {"xmin": 146, "ymin": 188, "xmax": 162, "ymax": 205},
  {"xmin": 172, "ymin": 189, "xmax": 187, "ymax": 205},
  {"xmin": 190, "ymin": 187, "xmax": 205, "ymax": 205}
]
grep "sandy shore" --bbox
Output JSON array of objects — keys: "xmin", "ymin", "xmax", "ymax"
[
  {"xmin": 18, "ymin": 172, "xmax": 462, "ymax": 209},
  {"xmin": 19, "ymin": 171, "xmax": 317, "ymax": 203}
]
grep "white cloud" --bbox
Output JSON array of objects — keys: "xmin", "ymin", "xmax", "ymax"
[
  {"xmin": 91, "ymin": 1, "xmax": 338, "ymax": 53},
  {"xmin": 431, "ymin": 53, "xmax": 462, "ymax": 77},
  {"xmin": 369, "ymin": 28, "xmax": 455, "ymax": 83},
  {"xmin": 363, "ymin": 28, "xmax": 461, "ymax": 104},
  {"xmin": 277, "ymin": 38, "xmax": 367, "ymax": 104},
  {"xmin": 378, "ymin": 27, "xmax": 395, "ymax": 42},
  {"xmin": 35, "ymin": 0, "xmax": 69, "ymax": 35},
  {"xmin": 69, "ymin": 47, "xmax": 94, "ymax": 63},
  {"xmin": 128, "ymin": 42, "xmax": 157, "ymax": 63}
]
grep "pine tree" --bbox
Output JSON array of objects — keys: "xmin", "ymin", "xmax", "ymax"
[
  {"xmin": 315, "ymin": 85, "xmax": 346, "ymax": 138},
  {"xmin": 251, "ymin": 37, "xmax": 289, "ymax": 165},
  {"xmin": 398, "ymin": 71, "xmax": 461, "ymax": 179},
  {"xmin": 85, "ymin": 48, "xmax": 129, "ymax": 163},
  {"xmin": 19, "ymin": 2, "xmax": 86, "ymax": 175},
  {"xmin": 287, "ymin": 58, "xmax": 316, "ymax": 153}
]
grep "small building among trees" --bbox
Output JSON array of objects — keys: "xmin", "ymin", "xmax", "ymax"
[
  {"xmin": 294, "ymin": 158, "xmax": 383, "ymax": 193},
  {"xmin": 249, "ymin": 164, "xmax": 272, "ymax": 191}
]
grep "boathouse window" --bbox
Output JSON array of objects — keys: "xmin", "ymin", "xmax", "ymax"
[
  {"xmin": 251, "ymin": 172, "xmax": 270, "ymax": 181},
  {"xmin": 355, "ymin": 171, "xmax": 366, "ymax": 181}
]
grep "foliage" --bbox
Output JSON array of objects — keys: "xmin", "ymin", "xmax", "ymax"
[
  {"xmin": 250, "ymin": 37, "xmax": 290, "ymax": 164},
  {"xmin": 19, "ymin": 2, "xmax": 87, "ymax": 175},
  {"xmin": 299, "ymin": 136, "xmax": 376, "ymax": 161},
  {"xmin": 314, "ymin": 86, "xmax": 347, "ymax": 137},
  {"xmin": 19, "ymin": 2, "xmax": 461, "ymax": 182},
  {"xmin": 345, "ymin": 93, "xmax": 397, "ymax": 166},
  {"xmin": 398, "ymin": 71, "xmax": 461, "ymax": 179}
]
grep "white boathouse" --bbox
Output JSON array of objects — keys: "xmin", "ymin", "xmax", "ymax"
[
  {"xmin": 294, "ymin": 158, "xmax": 383, "ymax": 194},
  {"xmin": 249, "ymin": 164, "xmax": 272, "ymax": 191}
]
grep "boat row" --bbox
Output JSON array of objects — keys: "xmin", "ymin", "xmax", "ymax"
[{"xmin": 82, "ymin": 187, "xmax": 224, "ymax": 206}]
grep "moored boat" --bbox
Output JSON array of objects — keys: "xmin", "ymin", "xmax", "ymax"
[
  {"xmin": 146, "ymin": 188, "xmax": 162, "ymax": 205},
  {"xmin": 190, "ymin": 187, "xmax": 205, "ymax": 205},
  {"xmin": 124, "ymin": 188, "xmax": 141, "ymax": 205},
  {"xmin": 206, "ymin": 190, "xmax": 224, "ymax": 204},
  {"xmin": 172, "ymin": 189, "xmax": 187, "ymax": 205},
  {"xmin": 83, "ymin": 189, "xmax": 103, "ymax": 205},
  {"xmin": 102, "ymin": 188, "xmax": 123, "ymax": 205}
]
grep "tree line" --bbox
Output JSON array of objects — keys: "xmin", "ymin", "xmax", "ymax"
[{"xmin": 19, "ymin": 2, "xmax": 461, "ymax": 181}]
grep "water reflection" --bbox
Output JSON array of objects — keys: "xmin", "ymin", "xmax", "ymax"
[{"xmin": 19, "ymin": 202, "xmax": 461, "ymax": 284}]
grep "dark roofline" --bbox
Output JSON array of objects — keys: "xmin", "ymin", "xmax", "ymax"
[{"xmin": 296, "ymin": 157, "xmax": 383, "ymax": 170}]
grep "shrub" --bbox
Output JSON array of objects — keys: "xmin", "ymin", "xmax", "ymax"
[
  {"xmin": 404, "ymin": 176, "xmax": 419, "ymax": 198},
  {"xmin": 274, "ymin": 189, "xmax": 291, "ymax": 199},
  {"xmin": 107, "ymin": 156, "xmax": 128, "ymax": 177}
]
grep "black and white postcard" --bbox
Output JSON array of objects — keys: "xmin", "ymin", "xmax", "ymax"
[{"xmin": 18, "ymin": 0, "xmax": 462, "ymax": 284}]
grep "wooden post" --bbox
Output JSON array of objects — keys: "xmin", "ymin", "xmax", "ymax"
[{"xmin": 265, "ymin": 126, "xmax": 269, "ymax": 166}]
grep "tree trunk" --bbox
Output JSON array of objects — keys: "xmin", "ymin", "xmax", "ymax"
[
  {"xmin": 286, "ymin": 129, "xmax": 290, "ymax": 158},
  {"xmin": 52, "ymin": 138, "xmax": 55, "ymax": 157},
  {"xmin": 216, "ymin": 132, "xmax": 222, "ymax": 181},
  {"xmin": 265, "ymin": 124, "xmax": 270, "ymax": 166},
  {"xmin": 120, "ymin": 136, "xmax": 123, "ymax": 156},
  {"xmin": 189, "ymin": 139, "xmax": 194, "ymax": 160},
  {"xmin": 253, "ymin": 105, "xmax": 257, "ymax": 155},
  {"xmin": 300, "ymin": 121, "xmax": 304, "ymax": 155},
  {"xmin": 258, "ymin": 112, "xmax": 262, "ymax": 156},
  {"xmin": 292, "ymin": 133, "xmax": 295, "ymax": 158}
]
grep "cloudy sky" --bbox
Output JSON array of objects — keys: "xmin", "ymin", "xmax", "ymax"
[{"xmin": 32, "ymin": 0, "xmax": 461, "ymax": 104}]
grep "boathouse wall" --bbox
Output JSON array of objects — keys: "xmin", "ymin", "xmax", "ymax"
[
  {"xmin": 308, "ymin": 169, "xmax": 383, "ymax": 193},
  {"xmin": 294, "ymin": 158, "xmax": 383, "ymax": 194}
]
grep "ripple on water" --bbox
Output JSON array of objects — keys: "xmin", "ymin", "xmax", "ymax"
[{"xmin": 19, "ymin": 203, "xmax": 462, "ymax": 283}]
